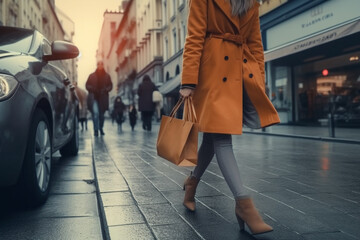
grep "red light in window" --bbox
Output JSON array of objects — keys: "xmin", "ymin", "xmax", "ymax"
[{"xmin": 322, "ymin": 69, "xmax": 329, "ymax": 76}]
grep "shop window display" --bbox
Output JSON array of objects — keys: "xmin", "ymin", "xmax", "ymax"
[
  {"xmin": 294, "ymin": 51, "xmax": 360, "ymax": 127},
  {"xmin": 269, "ymin": 65, "xmax": 293, "ymax": 123}
]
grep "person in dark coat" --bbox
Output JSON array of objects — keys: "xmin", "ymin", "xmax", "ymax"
[
  {"xmin": 113, "ymin": 96, "xmax": 126, "ymax": 133},
  {"xmin": 74, "ymin": 82, "xmax": 88, "ymax": 131},
  {"xmin": 137, "ymin": 75, "xmax": 156, "ymax": 131},
  {"xmin": 86, "ymin": 61, "xmax": 113, "ymax": 136},
  {"xmin": 128, "ymin": 104, "xmax": 137, "ymax": 131}
]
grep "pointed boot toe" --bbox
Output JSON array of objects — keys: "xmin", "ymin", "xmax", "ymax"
[
  {"xmin": 251, "ymin": 222, "xmax": 273, "ymax": 235},
  {"xmin": 183, "ymin": 201, "xmax": 196, "ymax": 212}
]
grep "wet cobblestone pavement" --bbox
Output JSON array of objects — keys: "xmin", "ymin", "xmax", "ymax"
[
  {"xmin": 93, "ymin": 121, "xmax": 360, "ymax": 240},
  {"xmin": 1, "ymin": 120, "xmax": 359, "ymax": 240}
]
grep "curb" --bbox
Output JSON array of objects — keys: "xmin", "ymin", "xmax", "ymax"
[
  {"xmin": 243, "ymin": 130, "xmax": 360, "ymax": 145},
  {"xmin": 90, "ymin": 136, "xmax": 111, "ymax": 240}
]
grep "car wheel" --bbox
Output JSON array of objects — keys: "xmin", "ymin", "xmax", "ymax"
[
  {"xmin": 18, "ymin": 109, "xmax": 52, "ymax": 207},
  {"xmin": 59, "ymin": 115, "xmax": 79, "ymax": 157}
]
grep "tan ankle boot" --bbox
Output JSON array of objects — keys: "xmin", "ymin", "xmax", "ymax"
[
  {"xmin": 183, "ymin": 173, "xmax": 199, "ymax": 211},
  {"xmin": 235, "ymin": 198, "xmax": 273, "ymax": 235}
]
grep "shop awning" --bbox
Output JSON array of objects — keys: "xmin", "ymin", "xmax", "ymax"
[
  {"xmin": 158, "ymin": 74, "xmax": 181, "ymax": 95},
  {"xmin": 265, "ymin": 18, "xmax": 360, "ymax": 62}
]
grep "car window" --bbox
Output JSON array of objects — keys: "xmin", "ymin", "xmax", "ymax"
[
  {"xmin": 43, "ymin": 39, "xmax": 52, "ymax": 55},
  {"xmin": 0, "ymin": 28, "xmax": 33, "ymax": 53}
]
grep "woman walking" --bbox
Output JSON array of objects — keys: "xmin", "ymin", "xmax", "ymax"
[
  {"xmin": 128, "ymin": 104, "xmax": 138, "ymax": 131},
  {"xmin": 74, "ymin": 82, "xmax": 88, "ymax": 131},
  {"xmin": 180, "ymin": 0, "xmax": 280, "ymax": 235}
]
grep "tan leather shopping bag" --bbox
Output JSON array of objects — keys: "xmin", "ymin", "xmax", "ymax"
[{"xmin": 156, "ymin": 97, "xmax": 198, "ymax": 166}]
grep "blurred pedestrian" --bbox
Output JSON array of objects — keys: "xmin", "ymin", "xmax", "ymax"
[
  {"xmin": 113, "ymin": 96, "xmax": 126, "ymax": 133},
  {"xmin": 152, "ymin": 89, "xmax": 163, "ymax": 122},
  {"xmin": 86, "ymin": 61, "xmax": 113, "ymax": 137},
  {"xmin": 111, "ymin": 105, "xmax": 116, "ymax": 125},
  {"xmin": 137, "ymin": 75, "xmax": 156, "ymax": 131},
  {"xmin": 74, "ymin": 82, "xmax": 88, "ymax": 131},
  {"xmin": 128, "ymin": 104, "xmax": 137, "ymax": 131},
  {"xmin": 180, "ymin": 0, "xmax": 280, "ymax": 235},
  {"xmin": 262, "ymin": 84, "xmax": 270, "ymax": 132}
]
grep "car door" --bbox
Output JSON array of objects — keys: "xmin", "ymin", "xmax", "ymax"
[{"xmin": 40, "ymin": 39, "xmax": 73, "ymax": 148}]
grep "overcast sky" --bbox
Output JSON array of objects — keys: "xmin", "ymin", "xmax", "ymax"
[{"xmin": 56, "ymin": 0, "xmax": 121, "ymax": 89}]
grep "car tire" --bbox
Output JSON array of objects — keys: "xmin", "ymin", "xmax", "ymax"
[
  {"xmin": 59, "ymin": 115, "xmax": 79, "ymax": 157},
  {"xmin": 17, "ymin": 109, "xmax": 52, "ymax": 207}
]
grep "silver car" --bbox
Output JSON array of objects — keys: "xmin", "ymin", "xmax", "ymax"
[{"xmin": 0, "ymin": 26, "xmax": 80, "ymax": 206}]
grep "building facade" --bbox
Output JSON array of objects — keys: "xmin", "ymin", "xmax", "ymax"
[
  {"xmin": 1, "ymin": 0, "xmax": 39, "ymax": 28},
  {"xmin": 96, "ymin": 10, "xmax": 123, "ymax": 101},
  {"xmin": 56, "ymin": 7, "xmax": 78, "ymax": 84},
  {"xmin": 1, "ymin": 0, "xmax": 61, "ymax": 40},
  {"xmin": 113, "ymin": 0, "xmax": 138, "ymax": 105},
  {"xmin": 260, "ymin": 0, "xmax": 360, "ymax": 135},
  {"xmin": 259, "ymin": 0, "xmax": 288, "ymax": 16},
  {"xmin": 135, "ymin": 0, "xmax": 163, "ymax": 90},
  {"xmin": 159, "ymin": 0, "xmax": 188, "ymax": 114}
]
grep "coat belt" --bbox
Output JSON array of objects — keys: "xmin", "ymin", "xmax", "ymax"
[{"xmin": 206, "ymin": 33, "xmax": 246, "ymax": 46}]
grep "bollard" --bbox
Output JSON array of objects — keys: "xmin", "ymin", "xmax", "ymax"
[
  {"xmin": 328, "ymin": 94, "xmax": 335, "ymax": 138},
  {"xmin": 328, "ymin": 113, "xmax": 335, "ymax": 138}
]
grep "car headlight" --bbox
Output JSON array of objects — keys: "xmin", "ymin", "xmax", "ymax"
[{"xmin": 0, "ymin": 74, "xmax": 19, "ymax": 101}]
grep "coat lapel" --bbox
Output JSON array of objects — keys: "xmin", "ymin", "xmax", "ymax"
[
  {"xmin": 212, "ymin": 0, "xmax": 259, "ymax": 31},
  {"xmin": 213, "ymin": 0, "xmax": 240, "ymax": 31},
  {"xmin": 238, "ymin": 1, "xmax": 259, "ymax": 29}
]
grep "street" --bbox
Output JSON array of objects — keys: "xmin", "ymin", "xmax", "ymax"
[{"xmin": 1, "ymin": 120, "xmax": 360, "ymax": 240}]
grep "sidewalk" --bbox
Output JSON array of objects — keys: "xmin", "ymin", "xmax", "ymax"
[
  {"xmin": 244, "ymin": 125, "xmax": 360, "ymax": 143},
  {"xmin": 92, "ymin": 120, "xmax": 360, "ymax": 240},
  {"xmin": 0, "ymin": 130, "xmax": 103, "ymax": 240}
]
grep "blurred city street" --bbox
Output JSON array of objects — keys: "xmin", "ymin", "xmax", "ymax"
[{"xmin": 1, "ymin": 0, "xmax": 360, "ymax": 239}]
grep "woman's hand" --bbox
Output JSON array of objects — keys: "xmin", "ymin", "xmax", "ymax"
[{"xmin": 179, "ymin": 88, "xmax": 194, "ymax": 97}]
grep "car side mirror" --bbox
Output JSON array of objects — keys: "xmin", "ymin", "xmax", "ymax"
[{"xmin": 43, "ymin": 41, "xmax": 79, "ymax": 61}]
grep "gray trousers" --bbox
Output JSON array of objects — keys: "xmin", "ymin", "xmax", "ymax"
[{"xmin": 193, "ymin": 133, "xmax": 248, "ymax": 198}]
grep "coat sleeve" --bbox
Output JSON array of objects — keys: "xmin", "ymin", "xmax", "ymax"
[
  {"xmin": 181, "ymin": 0, "xmax": 208, "ymax": 85},
  {"xmin": 137, "ymin": 84, "xmax": 142, "ymax": 96},
  {"xmin": 247, "ymin": 5, "xmax": 265, "ymax": 84},
  {"xmin": 86, "ymin": 74, "xmax": 95, "ymax": 93}
]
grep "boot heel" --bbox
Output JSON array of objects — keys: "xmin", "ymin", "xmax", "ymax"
[
  {"xmin": 236, "ymin": 214, "xmax": 245, "ymax": 231},
  {"xmin": 182, "ymin": 174, "xmax": 199, "ymax": 212}
]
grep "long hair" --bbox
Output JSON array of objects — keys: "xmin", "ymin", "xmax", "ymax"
[{"xmin": 229, "ymin": 0, "xmax": 255, "ymax": 17}]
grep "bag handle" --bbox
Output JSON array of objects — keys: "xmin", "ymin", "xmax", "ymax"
[
  {"xmin": 188, "ymin": 97, "xmax": 197, "ymax": 123},
  {"xmin": 183, "ymin": 98, "xmax": 192, "ymax": 122},
  {"xmin": 169, "ymin": 97, "xmax": 185, "ymax": 118},
  {"xmin": 182, "ymin": 97, "xmax": 197, "ymax": 123},
  {"xmin": 169, "ymin": 96, "xmax": 197, "ymax": 123}
]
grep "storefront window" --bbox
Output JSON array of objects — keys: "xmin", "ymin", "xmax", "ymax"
[
  {"xmin": 294, "ymin": 51, "xmax": 360, "ymax": 130},
  {"xmin": 269, "ymin": 64, "xmax": 293, "ymax": 123}
]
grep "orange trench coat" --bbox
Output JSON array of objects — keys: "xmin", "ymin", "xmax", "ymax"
[{"xmin": 182, "ymin": 0, "xmax": 280, "ymax": 134}]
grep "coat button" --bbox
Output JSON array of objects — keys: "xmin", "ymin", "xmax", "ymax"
[
  {"xmin": 249, "ymin": 73, "xmax": 253, "ymax": 78},
  {"xmin": 224, "ymin": 56, "xmax": 229, "ymax": 61},
  {"xmin": 223, "ymin": 77, "xmax": 227, "ymax": 82},
  {"xmin": 243, "ymin": 59, "xmax": 248, "ymax": 63}
]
